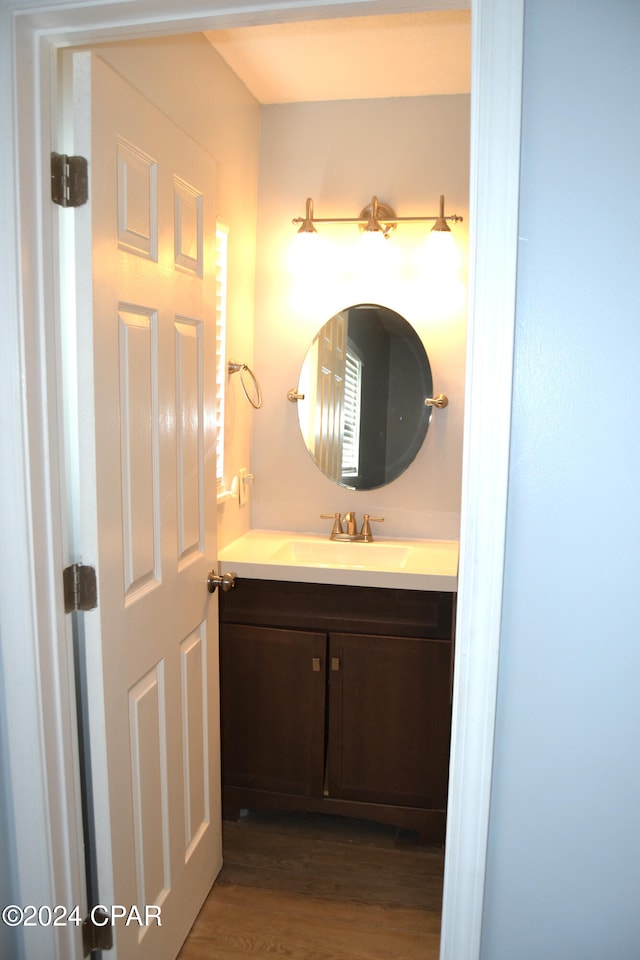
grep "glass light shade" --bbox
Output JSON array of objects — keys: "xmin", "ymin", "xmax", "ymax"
[
  {"xmin": 424, "ymin": 228, "xmax": 461, "ymax": 274},
  {"xmin": 286, "ymin": 230, "xmax": 335, "ymax": 314},
  {"xmin": 287, "ymin": 229, "xmax": 322, "ymax": 275},
  {"xmin": 356, "ymin": 228, "xmax": 396, "ymax": 280},
  {"xmin": 422, "ymin": 228, "xmax": 465, "ymax": 316}
]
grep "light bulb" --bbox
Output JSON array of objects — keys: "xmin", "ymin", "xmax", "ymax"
[
  {"xmin": 424, "ymin": 228, "xmax": 461, "ymax": 275},
  {"xmin": 286, "ymin": 229, "xmax": 320, "ymax": 276},
  {"xmin": 422, "ymin": 230, "xmax": 465, "ymax": 317},
  {"xmin": 357, "ymin": 229, "xmax": 394, "ymax": 276}
]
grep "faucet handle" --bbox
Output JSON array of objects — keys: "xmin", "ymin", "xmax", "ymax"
[
  {"xmin": 321, "ymin": 512, "xmax": 344, "ymax": 536},
  {"xmin": 361, "ymin": 514, "xmax": 384, "ymax": 541}
]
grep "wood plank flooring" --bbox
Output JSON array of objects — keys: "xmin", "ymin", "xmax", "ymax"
[{"xmin": 178, "ymin": 811, "xmax": 444, "ymax": 960}]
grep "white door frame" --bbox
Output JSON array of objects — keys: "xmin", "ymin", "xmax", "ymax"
[{"xmin": 0, "ymin": 1, "xmax": 523, "ymax": 958}]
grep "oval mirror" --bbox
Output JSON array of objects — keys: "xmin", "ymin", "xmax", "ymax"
[{"xmin": 296, "ymin": 303, "xmax": 434, "ymax": 490}]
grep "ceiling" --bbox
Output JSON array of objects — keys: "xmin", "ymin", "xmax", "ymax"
[{"xmin": 203, "ymin": 10, "xmax": 471, "ymax": 105}]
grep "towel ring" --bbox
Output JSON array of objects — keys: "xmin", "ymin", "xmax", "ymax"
[{"xmin": 228, "ymin": 361, "xmax": 263, "ymax": 409}]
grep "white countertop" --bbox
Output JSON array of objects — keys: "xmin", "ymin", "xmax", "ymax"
[{"xmin": 217, "ymin": 529, "xmax": 458, "ymax": 592}]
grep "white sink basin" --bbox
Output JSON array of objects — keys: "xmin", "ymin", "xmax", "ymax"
[
  {"xmin": 269, "ymin": 538, "xmax": 409, "ymax": 569},
  {"xmin": 217, "ymin": 530, "xmax": 458, "ymax": 591}
]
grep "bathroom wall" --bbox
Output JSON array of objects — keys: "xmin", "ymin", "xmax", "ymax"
[
  {"xmin": 251, "ymin": 95, "xmax": 469, "ymax": 541},
  {"xmin": 0, "ymin": 691, "xmax": 17, "ymax": 960},
  {"xmin": 480, "ymin": 1, "xmax": 640, "ymax": 957},
  {"xmin": 81, "ymin": 38, "xmax": 469, "ymax": 545},
  {"xmin": 86, "ymin": 33, "xmax": 260, "ymax": 550}
]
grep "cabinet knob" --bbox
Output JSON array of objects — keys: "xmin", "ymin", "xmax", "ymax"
[
  {"xmin": 331, "ymin": 657, "xmax": 341, "ymax": 672},
  {"xmin": 312, "ymin": 657, "xmax": 321, "ymax": 672}
]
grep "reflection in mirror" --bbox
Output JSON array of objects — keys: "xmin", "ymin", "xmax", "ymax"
[{"xmin": 296, "ymin": 304, "xmax": 434, "ymax": 490}]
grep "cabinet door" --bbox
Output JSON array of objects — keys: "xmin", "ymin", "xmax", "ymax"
[
  {"xmin": 220, "ymin": 624, "xmax": 327, "ymax": 797},
  {"xmin": 327, "ymin": 633, "xmax": 452, "ymax": 809}
]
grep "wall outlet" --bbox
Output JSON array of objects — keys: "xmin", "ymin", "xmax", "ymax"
[{"xmin": 238, "ymin": 467, "xmax": 253, "ymax": 507}]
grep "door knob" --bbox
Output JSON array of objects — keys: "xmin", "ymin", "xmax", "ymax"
[{"xmin": 207, "ymin": 570, "xmax": 237, "ymax": 593}]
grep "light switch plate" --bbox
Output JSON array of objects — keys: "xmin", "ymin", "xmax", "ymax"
[{"xmin": 238, "ymin": 467, "xmax": 248, "ymax": 506}]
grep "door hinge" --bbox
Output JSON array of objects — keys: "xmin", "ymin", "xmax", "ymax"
[
  {"xmin": 63, "ymin": 563, "xmax": 98, "ymax": 613},
  {"xmin": 51, "ymin": 152, "xmax": 88, "ymax": 207},
  {"xmin": 82, "ymin": 907, "xmax": 113, "ymax": 955}
]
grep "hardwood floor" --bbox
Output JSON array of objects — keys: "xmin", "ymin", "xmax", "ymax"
[{"xmin": 178, "ymin": 810, "xmax": 444, "ymax": 959}]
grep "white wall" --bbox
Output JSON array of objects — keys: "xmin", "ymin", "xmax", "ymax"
[
  {"xmin": 85, "ymin": 45, "xmax": 469, "ymax": 545},
  {"xmin": 0, "ymin": 699, "xmax": 18, "ymax": 959},
  {"xmin": 481, "ymin": 2, "xmax": 640, "ymax": 957},
  {"xmin": 89, "ymin": 33, "xmax": 260, "ymax": 550},
  {"xmin": 251, "ymin": 95, "xmax": 469, "ymax": 540}
]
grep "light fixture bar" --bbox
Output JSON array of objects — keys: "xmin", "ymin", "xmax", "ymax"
[{"xmin": 292, "ymin": 194, "xmax": 463, "ymax": 230}]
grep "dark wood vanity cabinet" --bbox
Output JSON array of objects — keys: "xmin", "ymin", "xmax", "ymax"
[
  {"xmin": 219, "ymin": 579, "xmax": 455, "ymax": 844},
  {"xmin": 219, "ymin": 624, "xmax": 327, "ymax": 798}
]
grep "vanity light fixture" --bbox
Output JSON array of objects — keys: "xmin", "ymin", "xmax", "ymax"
[{"xmin": 291, "ymin": 194, "xmax": 462, "ymax": 238}]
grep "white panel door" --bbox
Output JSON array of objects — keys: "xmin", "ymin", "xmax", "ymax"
[{"xmin": 67, "ymin": 51, "xmax": 221, "ymax": 959}]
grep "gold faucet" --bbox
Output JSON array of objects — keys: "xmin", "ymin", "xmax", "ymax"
[
  {"xmin": 320, "ymin": 512, "xmax": 384, "ymax": 542},
  {"xmin": 343, "ymin": 511, "xmax": 357, "ymax": 536}
]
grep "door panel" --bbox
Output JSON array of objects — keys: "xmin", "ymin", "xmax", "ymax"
[
  {"xmin": 181, "ymin": 625, "xmax": 210, "ymax": 856},
  {"xmin": 316, "ymin": 311, "xmax": 346, "ymax": 478},
  {"xmin": 175, "ymin": 318, "xmax": 204, "ymax": 565},
  {"xmin": 129, "ymin": 664, "xmax": 171, "ymax": 908},
  {"xmin": 119, "ymin": 305, "xmax": 160, "ymax": 597},
  {"xmin": 68, "ymin": 51, "xmax": 221, "ymax": 959}
]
